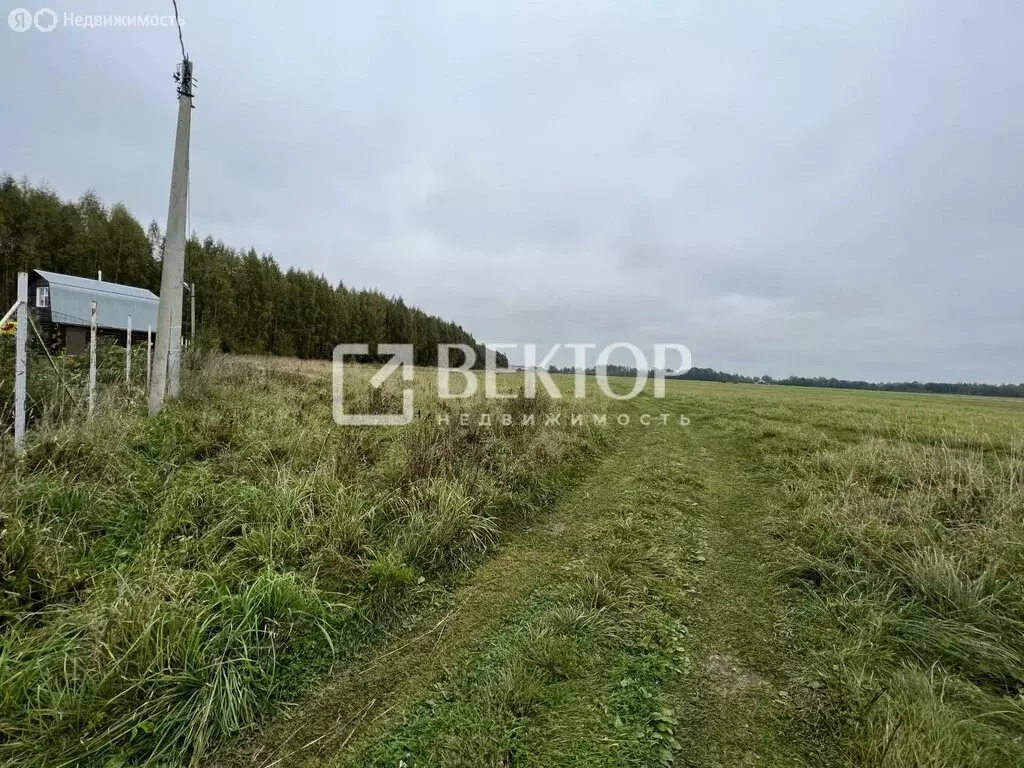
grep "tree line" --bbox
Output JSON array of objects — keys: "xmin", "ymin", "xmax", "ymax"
[
  {"xmin": 545, "ymin": 364, "xmax": 659, "ymax": 378},
  {"xmin": 0, "ymin": 174, "xmax": 503, "ymax": 367},
  {"xmin": 672, "ymin": 367, "xmax": 1024, "ymax": 398},
  {"xmin": 545, "ymin": 365, "xmax": 1023, "ymax": 399}
]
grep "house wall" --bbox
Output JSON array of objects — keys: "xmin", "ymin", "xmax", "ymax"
[
  {"xmin": 65, "ymin": 326, "xmax": 89, "ymax": 355},
  {"xmin": 33, "ymin": 270, "xmax": 159, "ymax": 332},
  {"xmin": 26, "ymin": 274, "xmax": 53, "ymax": 324},
  {"xmin": 25, "ymin": 271, "xmax": 160, "ymax": 354},
  {"xmin": 24, "ymin": 274, "xmax": 61, "ymax": 351},
  {"xmin": 61, "ymin": 326, "xmax": 150, "ymax": 355}
]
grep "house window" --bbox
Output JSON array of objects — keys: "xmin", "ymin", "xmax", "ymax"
[{"xmin": 36, "ymin": 286, "xmax": 50, "ymax": 308}]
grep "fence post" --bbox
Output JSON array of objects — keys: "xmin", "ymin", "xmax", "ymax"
[
  {"xmin": 126, "ymin": 314, "xmax": 132, "ymax": 384},
  {"xmin": 147, "ymin": 325, "xmax": 152, "ymax": 390},
  {"xmin": 88, "ymin": 301, "xmax": 97, "ymax": 417},
  {"xmin": 14, "ymin": 272, "xmax": 28, "ymax": 455}
]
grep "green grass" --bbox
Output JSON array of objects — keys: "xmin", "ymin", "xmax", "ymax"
[
  {"xmin": 341, "ymin": 449, "xmax": 699, "ymax": 768},
  {"xmin": 776, "ymin": 435, "xmax": 1024, "ymax": 766},
  {"xmin": 0, "ymin": 355, "xmax": 605, "ymax": 766},
  {"xmin": 4, "ymin": 358, "xmax": 1024, "ymax": 767},
  {"xmin": 256, "ymin": 382, "xmax": 1024, "ymax": 768}
]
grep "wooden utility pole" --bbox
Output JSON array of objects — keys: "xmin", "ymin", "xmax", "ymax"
[{"xmin": 150, "ymin": 58, "xmax": 193, "ymax": 414}]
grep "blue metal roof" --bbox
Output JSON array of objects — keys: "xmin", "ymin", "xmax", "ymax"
[{"xmin": 33, "ymin": 270, "xmax": 159, "ymax": 332}]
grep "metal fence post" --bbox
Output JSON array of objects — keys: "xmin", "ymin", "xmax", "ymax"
[
  {"xmin": 147, "ymin": 324, "xmax": 152, "ymax": 390},
  {"xmin": 126, "ymin": 314, "xmax": 132, "ymax": 384},
  {"xmin": 14, "ymin": 273, "xmax": 28, "ymax": 454},
  {"xmin": 88, "ymin": 301, "xmax": 98, "ymax": 417}
]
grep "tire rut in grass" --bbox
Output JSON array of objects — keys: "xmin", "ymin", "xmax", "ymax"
[
  {"xmin": 336, "ymin": 425, "xmax": 706, "ymax": 768},
  {"xmin": 222, "ymin": 410, "xmax": 830, "ymax": 767},
  {"xmin": 287, "ymin": 422, "xmax": 808, "ymax": 767},
  {"xmin": 215, "ymin": 443, "xmax": 641, "ymax": 768},
  {"xmin": 664, "ymin": 429, "xmax": 824, "ymax": 767}
]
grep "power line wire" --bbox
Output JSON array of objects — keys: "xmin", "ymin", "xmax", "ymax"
[{"xmin": 171, "ymin": 0, "xmax": 186, "ymax": 60}]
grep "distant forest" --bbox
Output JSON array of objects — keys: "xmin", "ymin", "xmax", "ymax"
[
  {"xmin": 547, "ymin": 365, "xmax": 1024, "ymax": 399},
  {"xmin": 0, "ymin": 175, "xmax": 502, "ymax": 367},
  {"xmin": 670, "ymin": 367, "xmax": 1024, "ymax": 398}
]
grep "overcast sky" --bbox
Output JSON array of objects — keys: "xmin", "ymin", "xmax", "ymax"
[{"xmin": 3, "ymin": 0, "xmax": 1023, "ymax": 381}]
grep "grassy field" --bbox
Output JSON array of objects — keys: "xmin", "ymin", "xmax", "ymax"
[
  {"xmin": 0, "ymin": 355, "xmax": 605, "ymax": 766},
  {"xmin": 2, "ymin": 356, "xmax": 1023, "ymax": 766}
]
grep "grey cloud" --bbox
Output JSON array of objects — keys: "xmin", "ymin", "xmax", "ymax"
[{"xmin": 2, "ymin": 0, "xmax": 1023, "ymax": 382}]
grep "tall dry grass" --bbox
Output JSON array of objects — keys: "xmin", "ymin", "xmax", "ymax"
[
  {"xmin": 782, "ymin": 437, "xmax": 1024, "ymax": 767},
  {"xmin": 0, "ymin": 354, "xmax": 606, "ymax": 766}
]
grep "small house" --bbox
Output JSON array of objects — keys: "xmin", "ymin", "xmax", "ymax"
[{"xmin": 28, "ymin": 270, "xmax": 158, "ymax": 354}]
